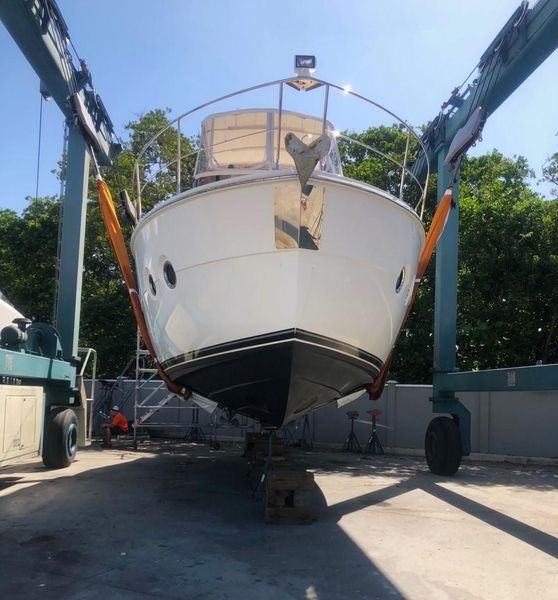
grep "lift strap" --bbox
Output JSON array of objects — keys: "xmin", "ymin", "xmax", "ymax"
[
  {"xmin": 366, "ymin": 188, "xmax": 455, "ymax": 399},
  {"xmin": 96, "ymin": 178, "xmax": 189, "ymax": 398}
]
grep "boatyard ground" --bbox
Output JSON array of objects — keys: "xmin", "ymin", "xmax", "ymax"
[{"xmin": 1, "ymin": 442, "xmax": 557, "ymax": 600}]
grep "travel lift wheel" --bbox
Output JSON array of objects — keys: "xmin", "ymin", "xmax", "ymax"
[
  {"xmin": 42, "ymin": 408, "xmax": 78, "ymax": 469},
  {"xmin": 425, "ymin": 416, "xmax": 462, "ymax": 476}
]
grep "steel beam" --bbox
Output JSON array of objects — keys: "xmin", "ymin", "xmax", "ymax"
[
  {"xmin": 482, "ymin": 0, "xmax": 558, "ymax": 116},
  {"xmin": 413, "ymin": 0, "xmax": 558, "ymax": 180},
  {"xmin": 54, "ymin": 125, "xmax": 89, "ymax": 360},
  {"xmin": 433, "ymin": 152, "xmax": 459, "ymax": 375},
  {"xmin": 1, "ymin": 348, "xmax": 75, "ymax": 384},
  {"xmin": 437, "ymin": 364, "xmax": 558, "ymax": 393},
  {"xmin": 431, "ymin": 152, "xmax": 471, "ymax": 455},
  {"xmin": 425, "ymin": 1, "xmax": 558, "ymax": 459}
]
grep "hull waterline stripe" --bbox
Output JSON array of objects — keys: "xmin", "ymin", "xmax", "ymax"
[
  {"xmin": 164, "ymin": 337, "xmax": 381, "ymax": 375},
  {"xmin": 160, "ymin": 329, "xmax": 383, "ymax": 372}
]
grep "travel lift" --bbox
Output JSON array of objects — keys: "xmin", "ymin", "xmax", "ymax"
[
  {"xmin": 0, "ymin": 0, "xmax": 119, "ymax": 467},
  {"xmin": 410, "ymin": 0, "xmax": 558, "ymax": 475},
  {"xmin": 2, "ymin": 0, "xmax": 557, "ymax": 473}
]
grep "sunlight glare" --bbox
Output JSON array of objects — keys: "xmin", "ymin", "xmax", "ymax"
[{"xmin": 305, "ymin": 584, "xmax": 319, "ymax": 600}]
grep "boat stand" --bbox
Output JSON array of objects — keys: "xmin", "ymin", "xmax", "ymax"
[
  {"xmin": 252, "ymin": 428, "xmax": 277, "ymax": 500},
  {"xmin": 282, "ymin": 414, "xmax": 314, "ymax": 449},
  {"xmin": 281, "ymin": 421, "xmax": 297, "ymax": 448},
  {"xmin": 365, "ymin": 409, "xmax": 384, "ymax": 455},
  {"xmin": 300, "ymin": 414, "xmax": 314, "ymax": 450},
  {"xmin": 185, "ymin": 405, "xmax": 205, "ymax": 442},
  {"xmin": 342, "ymin": 411, "xmax": 361, "ymax": 453}
]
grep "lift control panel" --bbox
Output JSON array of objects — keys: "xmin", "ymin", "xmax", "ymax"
[{"xmin": 0, "ymin": 385, "xmax": 44, "ymax": 466}]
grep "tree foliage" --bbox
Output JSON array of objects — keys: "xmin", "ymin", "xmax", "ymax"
[
  {"xmin": 542, "ymin": 152, "xmax": 558, "ymax": 198},
  {"xmin": 338, "ymin": 124, "xmax": 427, "ymax": 203},
  {"xmin": 458, "ymin": 151, "xmax": 558, "ymax": 369},
  {"xmin": 0, "ymin": 197, "xmax": 61, "ymax": 322}
]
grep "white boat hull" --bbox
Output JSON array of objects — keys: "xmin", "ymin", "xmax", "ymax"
[
  {"xmin": 132, "ymin": 174, "xmax": 424, "ymax": 425},
  {"xmin": 0, "ymin": 296, "xmax": 22, "ymax": 328}
]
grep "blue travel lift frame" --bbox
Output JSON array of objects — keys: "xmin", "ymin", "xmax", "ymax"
[
  {"xmin": 420, "ymin": 0, "xmax": 558, "ymax": 468},
  {"xmin": 0, "ymin": 0, "xmax": 118, "ymax": 466},
  {"xmin": 0, "ymin": 0, "xmax": 119, "ymax": 362}
]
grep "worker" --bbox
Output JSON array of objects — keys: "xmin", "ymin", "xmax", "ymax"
[{"xmin": 101, "ymin": 405, "xmax": 129, "ymax": 447}]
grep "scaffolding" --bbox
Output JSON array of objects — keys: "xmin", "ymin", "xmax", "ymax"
[{"xmin": 132, "ymin": 333, "xmax": 194, "ymax": 448}]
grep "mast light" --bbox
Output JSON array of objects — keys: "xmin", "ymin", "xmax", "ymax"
[{"xmin": 294, "ymin": 55, "xmax": 316, "ymax": 76}]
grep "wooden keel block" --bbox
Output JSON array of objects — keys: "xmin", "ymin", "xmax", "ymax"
[
  {"xmin": 264, "ymin": 506, "xmax": 312, "ymax": 525},
  {"xmin": 266, "ymin": 470, "xmax": 314, "ymax": 490},
  {"xmin": 264, "ymin": 470, "xmax": 315, "ymax": 524}
]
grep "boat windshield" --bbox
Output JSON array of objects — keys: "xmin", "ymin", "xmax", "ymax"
[{"xmin": 194, "ymin": 109, "xmax": 342, "ymax": 182}]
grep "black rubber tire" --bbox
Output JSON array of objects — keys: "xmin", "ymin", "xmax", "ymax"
[
  {"xmin": 425, "ymin": 416, "xmax": 462, "ymax": 476},
  {"xmin": 42, "ymin": 408, "xmax": 78, "ymax": 469}
]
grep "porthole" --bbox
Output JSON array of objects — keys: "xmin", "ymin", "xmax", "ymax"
[
  {"xmin": 163, "ymin": 261, "xmax": 177, "ymax": 288},
  {"xmin": 395, "ymin": 267, "xmax": 405, "ymax": 294},
  {"xmin": 148, "ymin": 274, "xmax": 157, "ymax": 296}
]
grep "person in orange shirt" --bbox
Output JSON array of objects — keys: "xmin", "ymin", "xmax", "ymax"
[{"xmin": 102, "ymin": 405, "xmax": 129, "ymax": 447}]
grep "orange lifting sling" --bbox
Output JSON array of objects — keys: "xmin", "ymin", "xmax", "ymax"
[
  {"xmin": 366, "ymin": 188, "xmax": 455, "ymax": 399},
  {"xmin": 96, "ymin": 177, "xmax": 188, "ymax": 398}
]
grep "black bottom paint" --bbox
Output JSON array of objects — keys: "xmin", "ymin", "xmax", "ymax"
[{"xmin": 163, "ymin": 333, "xmax": 381, "ymax": 427}]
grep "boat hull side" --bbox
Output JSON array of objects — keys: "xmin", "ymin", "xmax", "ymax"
[
  {"xmin": 131, "ymin": 175, "xmax": 424, "ymax": 423},
  {"xmin": 132, "ymin": 176, "xmax": 424, "ymax": 363}
]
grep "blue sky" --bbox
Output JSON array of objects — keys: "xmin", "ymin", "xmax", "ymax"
[{"xmin": 1, "ymin": 0, "xmax": 557, "ymax": 213}]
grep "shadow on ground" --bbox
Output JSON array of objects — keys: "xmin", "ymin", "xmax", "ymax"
[
  {"xmin": 308, "ymin": 450, "xmax": 558, "ymax": 491},
  {"xmin": 1, "ymin": 441, "xmax": 557, "ymax": 599},
  {"xmin": 309, "ymin": 452, "xmax": 558, "ymax": 560},
  {"xmin": 0, "ymin": 441, "xmax": 405, "ymax": 600}
]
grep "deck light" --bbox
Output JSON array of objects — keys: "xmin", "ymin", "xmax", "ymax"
[{"xmin": 294, "ymin": 55, "xmax": 316, "ymax": 76}]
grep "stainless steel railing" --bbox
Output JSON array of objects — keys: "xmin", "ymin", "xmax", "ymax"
[{"xmin": 132, "ymin": 76, "xmax": 430, "ymax": 220}]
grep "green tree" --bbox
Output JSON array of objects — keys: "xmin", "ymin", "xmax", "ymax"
[
  {"xmin": 338, "ymin": 124, "xmax": 422, "ymax": 200},
  {"xmin": 0, "ymin": 208, "xmax": 22, "ymax": 302},
  {"xmin": 0, "ymin": 197, "xmax": 60, "ymax": 322},
  {"xmin": 126, "ymin": 108, "xmax": 198, "ymax": 213},
  {"xmin": 458, "ymin": 151, "xmax": 558, "ymax": 369},
  {"xmin": 542, "ymin": 152, "xmax": 558, "ymax": 198}
]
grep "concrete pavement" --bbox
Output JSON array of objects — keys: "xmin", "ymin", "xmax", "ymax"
[{"xmin": 0, "ymin": 441, "xmax": 557, "ymax": 599}]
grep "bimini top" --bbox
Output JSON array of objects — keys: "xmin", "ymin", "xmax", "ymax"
[{"xmin": 194, "ymin": 109, "xmax": 342, "ymax": 181}]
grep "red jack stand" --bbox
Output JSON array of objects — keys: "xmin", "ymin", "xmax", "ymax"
[
  {"xmin": 343, "ymin": 411, "xmax": 361, "ymax": 453},
  {"xmin": 365, "ymin": 408, "xmax": 384, "ymax": 455}
]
